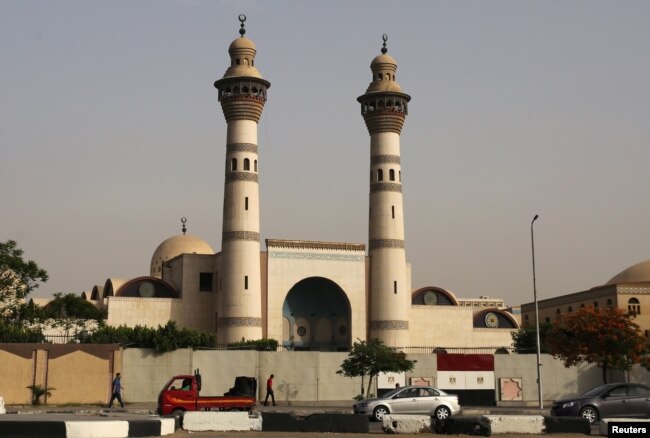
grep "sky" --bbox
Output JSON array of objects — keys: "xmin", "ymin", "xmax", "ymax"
[{"xmin": 1, "ymin": 0, "xmax": 649, "ymax": 307}]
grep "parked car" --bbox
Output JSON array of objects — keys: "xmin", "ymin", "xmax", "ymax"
[
  {"xmin": 551, "ymin": 383, "xmax": 650, "ymax": 424},
  {"xmin": 353, "ymin": 385, "xmax": 461, "ymax": 421}
]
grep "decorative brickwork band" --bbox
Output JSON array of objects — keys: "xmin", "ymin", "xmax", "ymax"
[
  {"xmin": 371, "ymin": 155, "xmax": 401, "ymax": 164},
  {"xmin": 222, "ymin": 231, "xmax": 260, "ymax": 242},
  {"xmin": 370, "ymin": 320, "xmax": 409, "ymax": 330},
  {"xmin": 227, "ymin": 143, "xmax": 258, "ymax": 153},
  {"xmin": 226, "ymin": 173, "xmax": 259, "ymax": 183},
  {"xmin": 370, "ymin": 183, "xmax": 402, "ymax": 193},
  {"xmin": 369, "ymin": 239, "xmax": 405, "ymax": 250},
  {"xmin": 218, "ymin": 317, "xmax": 262, "ymax": 328},
  {"xmin": 215, "ymin": 77, "xmax": 270, "ymax": 122}
]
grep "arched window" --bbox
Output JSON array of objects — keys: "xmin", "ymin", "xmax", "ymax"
[
  {"xmin": 399, "ymin": 171, "xmax": 401, "ymax": 182},
  {"xmin": 628, "ymin": 298, "xmax": 641, "ymax": 316},
  {"xmin": 377, "ymin": 169, "xmax": 383, "ymax": 181},
  {"xmin": 231, "ymin": 158, "xmax": 237, "ymax": 171},
  {"xmin": 254, "ymin": 160, "xmax": 258, "ymax": 172},
  {"xmin": 593, "ymin": 301, "xmax": 599, "ymax": 308},
  {"xmin": 607, "ymin": 298, "xmax": 613, "ymax": 306},
  {"xmin": 389, "ymin": 169, "xmax": 395, "ymax": 181},
  {"xmin": 568, "ymin": 306, "xmax": 573, "ymax": 313},
  {"xmin": 244, "ymin": 158, "xmax": 250, "ymax": 171}
]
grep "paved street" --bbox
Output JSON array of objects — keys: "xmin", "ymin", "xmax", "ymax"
[{"xmin": 1, "ymin": 402, "xmax": 600, "ymax": 437}]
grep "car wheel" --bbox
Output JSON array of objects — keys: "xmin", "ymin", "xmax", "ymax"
[
  {"xmin": 579, "ymin": 406, "xmax": 599, "ymax": 424},
  {"xmin": 434, "ymin": 405, "xmax": 451, "ymax": 420},
  {"xmin": 373, "ymin": 405, "xmax": 389, "ymax": 421}
]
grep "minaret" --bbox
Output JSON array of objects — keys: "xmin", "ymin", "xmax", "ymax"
[
  {"xmin": 214, "ymin": 15, "xmax": 270, "ymax": 344},
  {"xmin": 358, "ymin": 35, "xmax": 411, "ymax": 347}
]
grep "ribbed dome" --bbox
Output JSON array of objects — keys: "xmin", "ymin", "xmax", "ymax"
[
  {"xmin": 150, "ymin": 234, "xmax": 214, "ymax": 277},
  {"xmin": 605, "ymin": 259, "xmax": 650, "ymax": 285}
]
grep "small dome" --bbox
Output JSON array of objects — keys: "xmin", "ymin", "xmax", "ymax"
[
  {"xmin": 366, "ymin": 53, "xmax": 403, "ymax": 93},
  {"xmin": 150, "ymin": 234, "xmax": 214, "ymax": 277},
  {"xmin": 605, "ymin": 259, "xmax": 650, "ymax": 285},
  {"xmin": 370, "ymin": 53, "xmax": 398, "ymax": 70},
  {"xmin": 222, "ymin": 36, "xmax": 264, "ymax": 80},
  {"xmin": 229, "ymin": 36, "xmax": 256, "ymax": 52}
]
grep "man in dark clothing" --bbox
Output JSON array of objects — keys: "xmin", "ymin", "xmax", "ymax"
[
  {"xmin": 108, "ymin": 372, "xmax": 125, "ymax": 408},
  {"xmin": 264, "ymin": 374, "xmax": 276, "ymax": 406}
]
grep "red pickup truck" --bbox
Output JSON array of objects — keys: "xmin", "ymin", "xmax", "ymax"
[{"xmin": 157, "ymin": 371, "xmax": 257, "ymax": 416}]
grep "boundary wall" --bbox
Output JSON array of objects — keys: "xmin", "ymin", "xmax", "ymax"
[{"xmin": 2, "ymin": 345, "xmax": 649, "ymax": 405}]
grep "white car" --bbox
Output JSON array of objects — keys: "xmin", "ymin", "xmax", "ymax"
[{"xmin": 353, "ymin": 385, "xmax": 461, "ymax": 421}]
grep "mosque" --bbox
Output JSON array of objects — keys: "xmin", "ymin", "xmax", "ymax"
[{"xmin": 84, "ymin": 17, "xmax": 519, "ymax": 351}]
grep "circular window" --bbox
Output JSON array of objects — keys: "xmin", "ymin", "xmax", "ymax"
[
  {"xmin": 339, "ymin": 325, "xmax": 347, "ymax": 336},
  {"xmin": 297, "ymin": 326, "xmax": 307, "ymax": 337},
  {"xmin": 138, "ymin": 282, "xmax": 155, "ymax": 298},
  {"xmin": 423, "ymin": 291, "xmax": 438, "ymax": 305},
  {"xmin": 484, "ymin": 312, "xmax": 500, "ymax": 328}
]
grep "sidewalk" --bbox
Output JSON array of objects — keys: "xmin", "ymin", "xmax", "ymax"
[{"xmin": 5, "ymin": 401, "xmax": 550, "ymax": 417}]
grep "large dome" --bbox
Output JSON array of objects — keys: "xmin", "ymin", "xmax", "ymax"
[
  {"xmin": 150, "ymin": 234, "xmax": 214, "ymax": 277},
  {"xmin": 605, "ymin": 259, "xmax": 650, "ymax": 285}
]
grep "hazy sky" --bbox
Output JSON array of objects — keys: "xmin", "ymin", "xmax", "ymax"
[{"xmin": 2, "ymin": 0, "xmax": 649, "ymax": 307}]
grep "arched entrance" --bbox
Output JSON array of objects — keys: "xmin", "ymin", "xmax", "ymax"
[{"xmin": 282, "ymin": 277, "xmax": 351, "ymax": 351}]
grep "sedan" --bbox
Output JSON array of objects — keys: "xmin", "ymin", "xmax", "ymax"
[
  {"xmin": 353, "ymin": 385, "xmax": 461, "ymax": 421},
  {"xmin": 551, "ymin": 383, "xmax": 650, "ymax": 424}
]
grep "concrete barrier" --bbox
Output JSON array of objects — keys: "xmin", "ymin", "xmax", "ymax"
[
  {"xmin": 485, "ymin": 414, "xmax": 545, "ymax": 434},
  {"xmin": 383, "ymin": 414, "xmax": 431, "ymax": 434},
  {"xmin": 66, "ymin": 420, "xmax": 130, "ymax": 438},
  {"xmin": 543, "ymin": 416, "xmax": 590, "ymax": 434},
  {"xmin": 435, "ymin": 416, "xmax": 491, "ymax": 436},
  {"xmin": 599, "ymin": 418, "xmax": 650, "ymax": 436},
  {"xmin": 159, "ymin": 417, "xmax": 175, "ymax": 436},
  {"xmin": 260, "ymin": 412, "xmax": 369, "ymax": 433},
  {"xmin": 182, "ymin": 411, "xmax": 262, "ymax": 432}
]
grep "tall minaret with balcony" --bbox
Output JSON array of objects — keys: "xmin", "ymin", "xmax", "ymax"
[
  {"xmin": 358, "ymin": 35, "xmax": 411, "ymax": 347},
  {"xmin": 214, "ymin": 15, "xmax": 270, "ymax": 344}
]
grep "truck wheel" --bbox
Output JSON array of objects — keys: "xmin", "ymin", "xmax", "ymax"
[{"xmin": 171, "ymin": 409, "xmax": 185, "ymax": 428}]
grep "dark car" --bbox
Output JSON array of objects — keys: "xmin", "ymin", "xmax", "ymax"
[{"xmin": 551, "ymin": 383, "xmax": 650, "ymax": 424}]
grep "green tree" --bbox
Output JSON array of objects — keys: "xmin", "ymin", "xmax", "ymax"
[
  {"xmin": 0, "ymin": 240, "xmax": 48, "ymax": 322},
  {"xmin": 511, "ymin": 322, "xmax": 552, "ymax": 354},
  {"xmin": 546, "ymin": 306, "xmax": 646, "ymax": 383},
  {"xmin": 43, "ymin": 292, "xmax": 105, "ymax": 321},
  {"xmin": 0, "ymin": 319, "xmax": 46, "ymax": 342},
  {"xmin": 337, "ymin": 339, "xmax": 416, "ymax": 398}
]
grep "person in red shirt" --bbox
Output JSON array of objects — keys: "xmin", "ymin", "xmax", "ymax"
[{"xmin": 264, "ymin": 374, "xmax": 276, "ymax": 406}]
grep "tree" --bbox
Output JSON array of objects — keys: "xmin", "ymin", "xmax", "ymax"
[
  {"xmin": 511, "ymin": 322, "xmax": 552, "ymax": 354},
  {"xmin": 43, "ymin": 292, "xmax": 105, "ymax": 321},
  {"xmin": 546, "ymin": 306, "xmax": 646, "ymax": 383},
  {"xmin": 0, "ymin": 240, "xmax": 48, "ymax": 322},
  {"xmin": 337, "ymin": 339, "xmax": 416, "ymax": 398}
]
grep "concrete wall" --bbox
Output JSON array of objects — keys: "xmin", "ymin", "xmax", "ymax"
[
  {"xmin": 4, "ymin": 346, "xmax": 650, "ymax": 405},
  {"xmin": 0, "ymin": 344, "xmax": 120, "ymax": 405}
]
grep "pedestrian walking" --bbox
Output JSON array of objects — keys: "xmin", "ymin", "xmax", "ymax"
[
  {"xmin": 108, "ymin": 372, "xmax": 125, "ymax": 408},
  {"xmin": 264, "ymin": 374, "xmax": 276, "ymax": 406}
]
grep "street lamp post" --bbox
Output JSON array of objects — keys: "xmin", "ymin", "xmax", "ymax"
[{"xmin": 531, "ymin": 214, "xmax": 543, "ymax": 409}]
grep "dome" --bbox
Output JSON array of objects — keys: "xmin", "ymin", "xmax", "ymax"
[
  {"xmin": 222, "ymin": 36, "xmax": 264, "ymax": 80},
  {"xmin": 229, "ymin": 36, "xmax": 256, "ymax": 52},
  {"xmin": 605, "ymin": 259, "xmax": 650, "ymax": 285},
  {"xmin": 150, "ymin": 234, "xmax": 214, "ymax": 277},
  {"xmin": 365, "ymin": 53, "xmax": 404, "ymax": 93}
]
